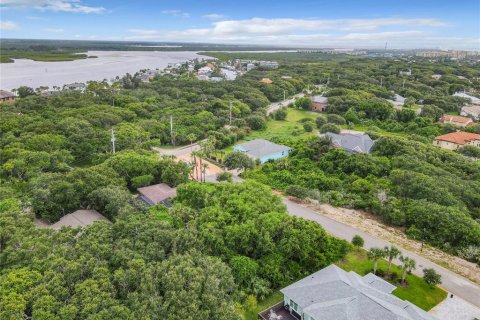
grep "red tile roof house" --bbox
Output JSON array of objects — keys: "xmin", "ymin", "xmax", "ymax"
[
  {"xmin": 311, "ymin": 95, "xmax": 329, "ymax": 112},
  {"xmin": 433, "ymin": 132, "xmax": 480, "ymax": 151},
  {"xmin": 438, "ymin": 115, "xmax": 476, "ymax": 127}
]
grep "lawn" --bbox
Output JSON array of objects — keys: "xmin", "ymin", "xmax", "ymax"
[
  {"xmin": 336, "ymin": 250, "xmax": 447, "ymax": 311},
  {"xmin": 242, "ymin": 291, "xmax": 283, "ymax": 320},
  {"xmin": 215, "ymin": 108, "xmax": 319, "ymax": 159}
]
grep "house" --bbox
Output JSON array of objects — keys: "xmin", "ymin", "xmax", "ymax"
[
  {"xmin": 246, "ymin": 63, "xmax": 256, "ymax": 71},
  {"xmin": 311, "ymin": 95, "xmax": 328, "ymax": 112},
  {"xmin": 50, "ymin": 210, "xmax": 108, "ymax": 230},
  {"xmin": 325, "ymin": 132, "xmax": 375, "ymax": 154},
  {"xmin": 233, "ymin": 139, "xmax": 291, "ymax": 164},
  {"xmin": 433, "ymin": 132, "xmax": 480, "ymax": 150},
  {"xmin": 137, "ymin": 183, "xmax": 177, "ymax": 207},
  {"xmin": 431, "ymin": 74, "xmax": 442, "ymax": 80},
  {"xmin": 210, "ymin": 76, "xmax": 223, "ymax": 82},
  {"xmin": 259, "ymin": 264, "xmax": 436, "ymax": 320},
  {"xmin": 64, "ymin": 82, "xmax": 86, "ymax": 92},
  {"xmin": 387, "ymin": 94, "xmax": 406, "ymax": 109},
  {"xmin": 260, "ymin": 78, "xmax": 273, "ymax": 84},
  {"xmin": 0, "ymin": 90, "xmax": 16, "ymax": 103},
  {"xmin": 438, "ymin": 115, "xmax": 475, "ymax": 127},
  {"xmin": 259, "ymin": 61, "xmax": 279, "ymax": 69},
  {"xmin": 453, "ymin": 92, "xmax": 480, "ymax": 105},
  {"xmin": 197, "ymin": 66, "xmax": 213, "ymax": 76},
  {"xmin": 399, "ymin": 69, "xmax": 412, "ymax": 76},
  {"xmin": 461, "ymin": 105, "xmax": 480, "ymax": 121}
]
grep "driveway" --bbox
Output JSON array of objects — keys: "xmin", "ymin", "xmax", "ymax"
[{"xmin": 282, "ymin": 198, "xmax": 480, "ymax": 308}]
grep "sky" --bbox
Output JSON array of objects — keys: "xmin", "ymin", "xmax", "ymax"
[{"xmin": 0, "ymin": 0, "xmax": 479, "ymax": 50}]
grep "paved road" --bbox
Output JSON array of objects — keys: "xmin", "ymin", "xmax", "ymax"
[
  {"xmin": 282, "ymin": 198, "xmax": 480, "ymax": 308},
  {"xmin": 153, "ymin": 143, "xmax": 201, "ymax": 157},
  {"xmin": 266, "ymin": 93, "xmax": 305, "ymax": 115}
]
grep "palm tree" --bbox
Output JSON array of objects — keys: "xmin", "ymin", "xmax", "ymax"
[
  {"xmin": 367, "ymin": 247, "xmax": 386, "ymax": 274},
  {"xmin": 384, "ymin": 246, "xmax": 401, "ymax": 273},
  {"xmin": 399, "ymin": 255, "xmax": 416, "ymax": 284}
]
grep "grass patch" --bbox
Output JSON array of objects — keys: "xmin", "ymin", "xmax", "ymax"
[
  {"xmin": 242, "ymin": 291, "xmax": 283, "ymax": 320},
  {"xmin": 336, "ymin": 250, "xmax": 447, "ymax": 311},
  {"xmin": 0, "ymin": 52, "xmax": 92, "ymax": 63}
]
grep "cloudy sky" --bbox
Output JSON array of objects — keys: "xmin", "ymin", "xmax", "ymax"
[{"xmin": 0, "ymin": 0, "xmax": 479, "ymax": 49}]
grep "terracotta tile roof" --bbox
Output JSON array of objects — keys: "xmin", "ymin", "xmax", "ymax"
[
  {"xmin": 435, "ymin": 132, "xmax": 480, "ymax": 145},
  {"xmin": 439, "ymin": 115, "xmax": 475, "ymax": 126}
]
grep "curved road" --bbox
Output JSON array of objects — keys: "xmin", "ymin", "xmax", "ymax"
[{"xmin": 282, "ymin": 198, "xmax": 480, "ymax": 308}]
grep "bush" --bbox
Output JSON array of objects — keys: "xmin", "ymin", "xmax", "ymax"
[
  {"xmin": 272, "ymin": 108, "xmax": 287, "ymax": 120},
  {"xmin": 458, "ymin": 145, "xmax": 480, "ymax": 158},
  {"xmin": 303, "ymin": 122, "xmax": 314, "ymax": 132},
  {"xmin": 216, "ymin": 172, "xmax": 233, "ymax": 182},
  {"xmin": 131, "ymin": 174, "xmax": 154, "ymax": 189},
  {"xmin": 246, "ymin": 115, "xmax": 267, "ymax": 130},
  {"xmin": 327, "ymin": 114, "xmax": 346, "ymax": 125},
  {"xmin": 351, "ymin": 235, "xmax": 365, "ymax": 248},
  {"xmin": 295, "ymin": 97, "xmax": 312, "ymax": 110},
  {"xmin": 316, "ymin": 116, "xmax": 327, "ymax": 128},
  {"xmin": 286, "ymin": 185, "xmax": 309, "ymax": 199},
  {"xmin": 422, "ymin": 268, "xmax": 442, "ymax": 287},
  {"xmin": 320, "ymin": 123, "xmax": 340, "ymax": 134}
]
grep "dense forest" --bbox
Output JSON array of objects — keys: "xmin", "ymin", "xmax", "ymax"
[{"xmin": 1, "ymin": 52, "xmax": 480, "ymax": 318}]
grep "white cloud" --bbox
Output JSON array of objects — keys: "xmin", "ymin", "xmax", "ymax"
[
  {"xmin": 161, "ymin": 9, "xmax": 189, "ymax": 18},
  {"xmin": 203, "ymin": 13, "xmax": 225, "ymax": 20},
  {"xmin": 43, "ymin": 28, "xmax": 64, "ymax": 32},
  {"xmin": 125, "ymin": 16, "xmax": 477, "ymax": 49},
  {"xmin": 0, "ymin": 20, "xmax": 19, "ymax": 30},
  {"xmin": 0, "ymin": 0, "xmax": 106, "ymax": 14}
]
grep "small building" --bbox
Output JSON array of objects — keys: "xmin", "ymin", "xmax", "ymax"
[
  {"xmin": 259, "ymin": 264, "xmax": 436, "ymax": 320},
  {"xmin": 50, "ymin": 209, "xmax": 108, "ymax": 230},
  {"xmin": 246, "ymin": 63, "xmax": 256, "ymax": 71},
  {"xmin": 433, "ymin": 132, "xmax": 480, "ymax": 150},
  {"xmin": 137, "ymin": 183, "xmax": 177, "ymax": 207},
  {"xmin": 311, "ymin": 95, "xmax": 328, "ymax": 112},
  {"xmin": 0, "ymin": 90, "xmax": 16, "ymax": 103},
  {"xmin": 259, "ymin": 61, "xmax": 279, "ymax": 69},
  {"xmin": 399, "ymin": 69, "xmax": 412, "ymax": 76},
  {"xmin": 210, "ymin": 76, "xmax": 223, "ymax": 82},
  {"xmin": 234, "ymin": 139, "xmax": 291, "ymax": 164},
  {"xmin": 325, "ymin": 132, "xmax": 375, "ymax": 154},
  {"xmin": 260, "ymin": 78, "xmax": 273, "ymax": 84},
  {"xmin": 387, "ymin": 94, "xmax": 406, "ymax": 109},
  {"xmin": 64, "ymin": 82, "xmax": 86, "ymax": 92},
  {"xmin": 461, "ymin": 105, "xmax": 480, "ymax": 121},
  {"xmin": 438, "ymin": 115, "xmax": 475, "ymax": 127},
  {"xmin": 431, "ymin": 74, "xmax": 442, "ymax": 80},
  {"xmin": 198, "ymin": 66, "xmax": 213, "ymax": 76}
]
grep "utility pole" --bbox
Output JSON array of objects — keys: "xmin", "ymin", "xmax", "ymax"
[
  {"xmin": 380, "ymin": 77, "xmax": 383, "ymax": 87},
  {"xmin": 229, "ymin": 101, "xmax": 233, "ymax": 125},
  {"xmin": 111, "ymin": 128, "xmax": 116, "ymax": 154},
  {"xmin": 283, "ymin": 90, "xmax": 286, "ymax": 101},
  {"xmin": 402, "ymin": 79, "xmax": 405, "ymax": 89},
  {"xmin": 170, "ymin": 115, "xmax": 174, "ymax": 146}
]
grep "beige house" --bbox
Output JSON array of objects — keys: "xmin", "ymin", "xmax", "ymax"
[
  {"xmin": 0, "ymin": 90, "xmax": 16, "ymax": 104},
  {"xmin": 438, "ymin": 115, "xmax": 475, "ymax": 127},
  {"xmin": 433, "ymin": 132, "xmax": 480, "ymax": 150}
]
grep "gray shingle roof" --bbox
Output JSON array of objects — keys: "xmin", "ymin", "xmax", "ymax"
[
  {"xmin": 234, "ymin": 139, "xmax": 290, "ymax": 159},
  {"xmin": 0, "ymin": 90, "xmax": 15, "ymax": 99},
  {"xmin": 281, "ymin": 265, "xmax": 436, "ymax": 320},
  {"xmin": 50, "ymin": 209, "xmax": 108, "ymax": 230},
  {"xmin": 312, "ymin": 95, "xmax": 329, "ymax": 103},
  {"xmin": 137, "ymin": 183, "xmax": 177, "ymax": 205},
  {"xmin": 326, "ymin": 132, "xmax": 374, "ymax": 154}
]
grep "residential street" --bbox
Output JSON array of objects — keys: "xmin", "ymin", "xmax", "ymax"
[
  {"xmin": 266, "ymin": 92, "xmax": 305, "ymax": 115},
  {"xmin": 282, "ymin": 198, "xmax": 480, "ymax": 308}
]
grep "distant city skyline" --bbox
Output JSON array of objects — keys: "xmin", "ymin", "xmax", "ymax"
[{"xmin": 1, "ymin": 0, "xmax": 479, "ymax": 50}]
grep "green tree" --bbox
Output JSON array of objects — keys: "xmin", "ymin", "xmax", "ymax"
[
  {"xmin": 422, "ymin": 268, "xmax": 442, "ymax": 287},
  {"xmin": 320, "ymin": 123, "xmax": 340, "ymax": 134},
  {"xmin": 399, "ymin": 256, "xmax": 416, "ymax": 284},
  {"xmin": 351, "ymin": 235, "xmax": 364, "ymax": 248},
  {"xmin": 367, "ymin": 247, "xmax": 386, "ymax": 274},
  {"xmin": 384, "ymin": 246, "xmax": 401, "ymax": 272},
  {"xmin": 224, "ymin": 151, "xmax": 255, "ymax": 171}
]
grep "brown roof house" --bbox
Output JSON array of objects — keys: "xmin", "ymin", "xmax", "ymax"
[
  {"xmin": 137, "ymin": 183, "xmax": 177, "ymax": 207},
  {"xmin": 311, "ymin": 95, "xmax": 329, "ymax": 112},
  {"xmin": 260, "ymin": 78, "xmax": 273, "ymax": 84},
  {"xmin": 438, "ymin": 115, "xmax": 475, "ymax": 127},
  {"xmin": 433, "ymin": 132, "xmax": 480, "ymax": 151},
  {"xmin": 50, "ymin": 209, "xmax": 108, "ymax": 230},
  {"xmin": 0, "ymin": 90, "xmax": 16, "ymax": 104}
]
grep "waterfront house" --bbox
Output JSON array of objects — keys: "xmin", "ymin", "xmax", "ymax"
[
  {"xmin": 234, "ymin": 139, "xmax": 291, "ymax": 164},
  {"xmin": 0, "ymin": 90, "xmax": 16, "ymax": 103},
  {"xmin": 259, "ymin": 264, "xmax": 436, "ymax": 320}
]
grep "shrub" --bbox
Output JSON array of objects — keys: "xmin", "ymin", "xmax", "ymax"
[
  {"xmin": 131, "ymin": 174, "xmax": 154, "ymax": 189},
  {"xmin": 422, "ymin": 268, "xmax": 442, "ymax": 287},
  {"xmin": 327, "ymin": 114, "xmax": 346, "ymax": 125},
  {"xmin": 303, "ymin": 122, "xmax": 314, "ymax": 132},
  {"xmin": 320, "ymin": 123, "xmax": 340, "ymax": 134},
  {"xmin": 286, "ymin": 185, "xmax": 309, "ymax": 199},
  {"xmin": 351, "ymin": 235, "xmax": 364, "ymax": 248},
  {"xmin": 272, "ymin": 108, "xmax": 287, "ymax": 120},
  {"xmin": 216, "ymin": 172, "xmax": 233, "ymax": 182},
  {"xmin": 246, "ymin": 115, "xmax": 267, "ymax": 130},
  {"xmin": 316, "ymin": 116, "xmax": 327, "ymax": 128}
]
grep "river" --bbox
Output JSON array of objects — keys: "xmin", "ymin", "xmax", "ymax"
[{"xmin": 0, "ymin": 51, "xmax": 208, "ymax": 91}]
